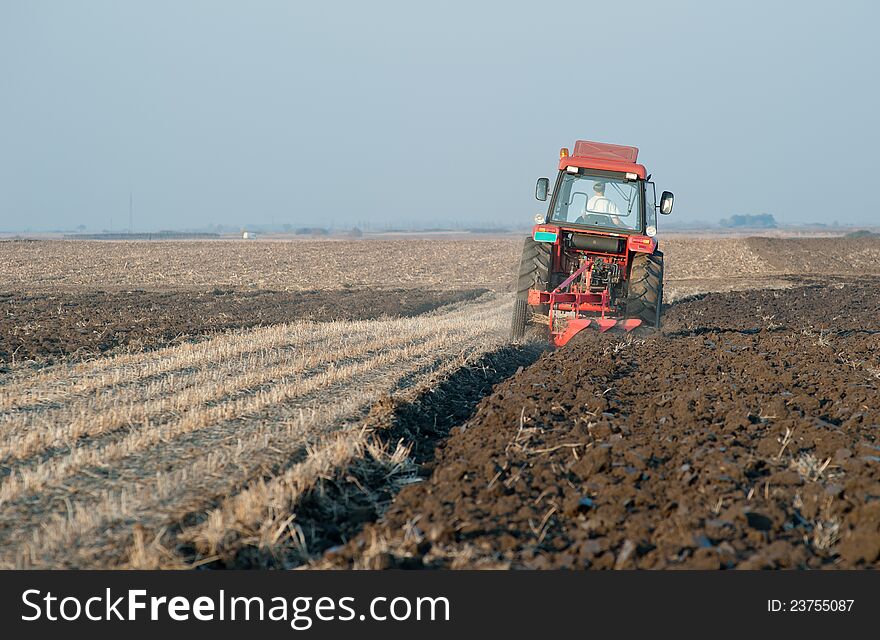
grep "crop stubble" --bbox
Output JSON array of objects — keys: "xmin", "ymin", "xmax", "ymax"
[{"xmin": 0, "ymin": 294, "xmax": 534, "ymax": 568}]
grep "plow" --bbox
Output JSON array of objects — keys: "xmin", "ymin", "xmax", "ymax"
[{"xmin": 511, "ymin": 140, "xmax": 674, "ymax": 346}]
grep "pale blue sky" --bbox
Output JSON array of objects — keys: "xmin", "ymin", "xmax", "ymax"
[{"xmin": 1, "ymin": 0, "xmax": 878, "ymax": 231}]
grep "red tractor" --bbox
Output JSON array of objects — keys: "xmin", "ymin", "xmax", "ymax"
[{"xmin": 511, "ymin": 140, "xmax": 674, "ymax": 346}]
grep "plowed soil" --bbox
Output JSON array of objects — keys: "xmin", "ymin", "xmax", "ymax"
[
  {"xmin": 322, "ymin": 279, "xmax": 880, "ymax": 569},
  {"xmin": 0, "ymin": 288, "xmax": 484, "ymax": 364}
]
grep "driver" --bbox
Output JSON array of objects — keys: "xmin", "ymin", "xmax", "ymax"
[
  {"xmin": 576, "ymin": 182, "xmax": 624, "ymax": 226},
  {"xmin": 587, "ymin": 182, "xmax": 619, "ymax": 215}
]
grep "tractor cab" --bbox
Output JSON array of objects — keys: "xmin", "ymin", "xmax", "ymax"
[
  {"xmin": 549, "ymin": 169, "xmax": 644, "ymax": 234},
  {"xmin": 534, "ymin": 140, "xmax": 673, "ymax": 241},
  {"xmin": 511, "ymin": 140, "xmax": 674, "ymax": 346}
]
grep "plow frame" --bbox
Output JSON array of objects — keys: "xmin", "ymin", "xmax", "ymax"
[{"xmin": 527, "ymin": 260, "xmax": 641, "ymax": 346}]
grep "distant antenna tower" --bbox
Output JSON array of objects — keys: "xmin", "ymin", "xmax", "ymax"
[{"xmin": 129, "ymin": 192, "xmax": 133, "ymax": 234}]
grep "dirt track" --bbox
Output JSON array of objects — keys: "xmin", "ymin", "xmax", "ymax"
[{"xmin": 321, "ymin": 280, "xmax": 880, "ymax": 569}]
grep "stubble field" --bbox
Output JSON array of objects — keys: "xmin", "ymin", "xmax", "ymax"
[{"xmin": 0, "ymin": 235, "xmax": 878, "ymax": 568}]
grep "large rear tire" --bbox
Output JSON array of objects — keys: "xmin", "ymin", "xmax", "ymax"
[
  {"xmin": 510, "ymin": 237, "xmax": 551, "ymax": 339},
  {"xmin": 625, "ymin": 251, "xmax": 663, "ymax": 328}
]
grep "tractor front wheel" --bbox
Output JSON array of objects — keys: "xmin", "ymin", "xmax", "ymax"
[
  {"xmin": 625, "ymin": 251, "xmax": 664, "ymax": 328},
  {"xmin": 510, "ymin": 237, "xmax": 551, "ymax": 339},
  {"xmin": 510, "ymin": 298, "xmax": 529, "ymax": 340}
]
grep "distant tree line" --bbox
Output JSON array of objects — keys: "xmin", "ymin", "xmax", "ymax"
[{"xmin": 719, "ymin": 213, "xmax": 777, "ymax": 228}]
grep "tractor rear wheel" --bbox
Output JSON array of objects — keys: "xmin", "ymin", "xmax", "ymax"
[
  {"xmin": 510, "ymin": 237, "xmax": 551, "ymax": 339},
  {"xmin": 625, "ymin": 251, "xmax": 664, "ymax": 328}
]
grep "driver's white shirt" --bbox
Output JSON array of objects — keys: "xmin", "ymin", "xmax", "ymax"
[{"xmin": 587, "ymin": 195, "xmax": 620, "ymax": 214}]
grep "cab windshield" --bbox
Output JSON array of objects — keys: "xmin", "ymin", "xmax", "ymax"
[{"xmin": 549, "ymin": 171, "xmax": 642, "ymax": 232}]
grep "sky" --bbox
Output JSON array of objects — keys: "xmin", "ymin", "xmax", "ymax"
[{"xmin": 1, "ymin": 0, "xmax": 878, "ymax": 231}]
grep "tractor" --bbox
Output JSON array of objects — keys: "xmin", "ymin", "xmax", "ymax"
[{"xmin": 511, "ymin": 140, "xmax": 674, "ymax": 346}]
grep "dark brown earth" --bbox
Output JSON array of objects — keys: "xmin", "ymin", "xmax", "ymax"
[
  {"xmin": 743, "ymin": 236, "xmax": 880, "ymax": 275},
  {"xmin": 0, "ymin": 288, "xmax": 485, "ymax": 365},
  {"xmin": 322, "ymin": 279, "xmax": 880, "ymax": 569}
]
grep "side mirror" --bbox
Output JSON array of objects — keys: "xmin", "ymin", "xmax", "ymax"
[
  {"xmin": 659, "ymin": 191, "xmax": 674, "ymax": 215},
  {"xmin": 535, "ymin": 177, "xmax": 549, "ymax": 201}
]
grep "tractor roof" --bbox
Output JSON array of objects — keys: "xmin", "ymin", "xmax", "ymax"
[{"xmin": 558, "ymin": 139, "xmax": 647, "ymax": 179}]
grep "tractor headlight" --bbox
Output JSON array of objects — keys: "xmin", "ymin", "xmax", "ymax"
[{"xmin": 534, "ymin": 213, "xmax": 545, "ymax": 224}]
